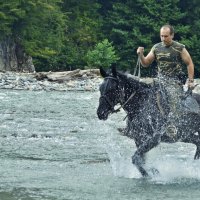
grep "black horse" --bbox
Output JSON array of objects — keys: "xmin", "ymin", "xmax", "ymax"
[{"xmin": 97, "ymin": 66, "xmax": 200, "ymax": 177}]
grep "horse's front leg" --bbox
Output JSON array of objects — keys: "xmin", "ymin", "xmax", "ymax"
[
  {"xmin": 132, "ymin": 152, "xmax": 148, "ymax": 177},
  {"xmin": 132, "ymin": 133, "xmax": 161, "ymax": 177}
]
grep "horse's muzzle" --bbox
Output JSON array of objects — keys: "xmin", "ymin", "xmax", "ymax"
[{"xmin": 97, "ymin": 107, "xmax": 110, "ymax": 120}]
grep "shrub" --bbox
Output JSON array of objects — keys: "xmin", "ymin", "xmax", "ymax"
[{"xmin": 86, "ymin": 39, "xmax": 119, "ymax": 68}]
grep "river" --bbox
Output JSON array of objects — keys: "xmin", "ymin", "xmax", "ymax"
[{"xmin": 0, "ymin": 90, "xmax": 200, "ymax": 200}]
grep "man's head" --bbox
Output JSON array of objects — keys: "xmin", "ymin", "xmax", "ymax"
[{"xmin": 160, "ymin": 24, "xmax": 174, "ymax": 46}]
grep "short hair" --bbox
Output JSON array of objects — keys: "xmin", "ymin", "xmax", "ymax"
[{"xmin": 161, "ymin": 24, "xmax": 174, "ymax": 35}]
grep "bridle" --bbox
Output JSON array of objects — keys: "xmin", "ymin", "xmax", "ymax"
[
  {"xmin": 100, "ymin": 76, "xmax": 119, "ymax": 113},
  {"xmin": 100, "ymin": 76, "xmax": 136, "ymax": 114}
]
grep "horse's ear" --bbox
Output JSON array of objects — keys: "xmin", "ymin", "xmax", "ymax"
[
  {"xmin": 111, "ymin": 63, "xmax": 117, "ymax": 77},
  {"xmin": 99, "ymin": 67, "xmax": 108, "ymax": 78}
]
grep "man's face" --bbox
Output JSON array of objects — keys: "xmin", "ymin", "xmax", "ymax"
[{"xmin": 160, "ymin": 27, "xmax": 174, "ymax": 46}]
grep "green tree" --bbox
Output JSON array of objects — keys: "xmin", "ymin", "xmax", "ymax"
[
  {"xmin": 0, "ymin": 0, "xmax": 67, "ymax": 71},
  {"xmin": 0, "ymin": 0, "xmax": 20, "ymax": 39},
  {"xmin": 61, "ymin": 0, "xmax": 104, "ymax": 70},
  {"xmin": 179, "ymin": 0, "xmax": 200, "ymax": 77},
  {"xmin": 1, "ymin": 0, "xmax": 200, "ymax": 73},
  {"xmin": 18, "ymin": 0, "xmax": 67, "ymax": 71},
  {"xmin": 86, "ymin": 39, "xmax": 119, "ymax": 68},
  {"xmin": 102, "ymin": 0, "xmax": 189, "ymax": 76}
]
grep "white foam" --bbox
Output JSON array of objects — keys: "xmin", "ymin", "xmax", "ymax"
[
  {"xmin": 106, "ymin": 141, "xmax": 141, "ymax": 178},
  {"xmin": 105, "ymin": 131, "xmax": 142, "ymax": 179},
  {"xmin": 106, "ymin": 135, "xmax": 200, "ymax": 182},
  {"xmin": 146, "ymin": 143, "xmax": 200, "ymax": 183}
]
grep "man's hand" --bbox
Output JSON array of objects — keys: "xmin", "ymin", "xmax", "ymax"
[
  {"xmin": 187, "ymin": 78, "xmax": 195, "ymax": 90},
  {"xmin": 136, "ymin": 47, "xmax": 155, "ymax": 67},
  {"xmin": 137, "ymin": 47, "xmax": 144, "ymax": 55}
]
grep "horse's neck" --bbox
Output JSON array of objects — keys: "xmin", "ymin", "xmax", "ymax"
[{"xmin": 122, "ymin": 82, "xmax": 149, "ymax": 115}]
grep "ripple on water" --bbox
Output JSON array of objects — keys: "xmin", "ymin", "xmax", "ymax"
[{"xmin": 0, "ymin": 90, "xmax": 200, "ymax": 200}]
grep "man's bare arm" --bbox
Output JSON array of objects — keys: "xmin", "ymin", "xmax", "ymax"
[
  {"xmin": 137, "ymin": 47, "xmax": 155, "ymax": 67},
  {"xmin": 181, "ymin": 48, "xmax": 194, "ymax": 80}
]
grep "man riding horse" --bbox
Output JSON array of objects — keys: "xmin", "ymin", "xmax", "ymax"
[
  {"xmin": 97, "ymin": 25, "xmax": 200, "ymax": 177},
  {"xmin": 137, "ymin": 24, "xmax": 199, "ymax": 137}
]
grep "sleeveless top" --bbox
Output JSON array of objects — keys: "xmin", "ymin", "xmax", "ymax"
[{"xmin": 151, "ymin": 41, "xmax": 185, "ymax": 78}]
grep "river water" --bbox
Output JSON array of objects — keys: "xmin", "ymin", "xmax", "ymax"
[{"xmin": 0, "ymin": 90, "xmax": 200, "ymax": 200}]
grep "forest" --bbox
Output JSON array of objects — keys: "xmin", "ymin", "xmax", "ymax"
[{"xmin": 0, "ymin": 0, "xmax": 200, "ymax": 77}]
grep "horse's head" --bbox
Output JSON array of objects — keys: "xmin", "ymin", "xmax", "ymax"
[{"xmin": 97, "ymin": 65, "xmax": 122, "ymax": 120}]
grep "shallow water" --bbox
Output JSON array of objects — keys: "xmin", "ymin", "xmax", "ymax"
[{"xmin": 0, "ymin": 90, "xmax": 200, "ymax": 200}]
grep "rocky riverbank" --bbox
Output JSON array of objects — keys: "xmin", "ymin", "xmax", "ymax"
[
  {"xmin": 0, "ymin": 69, "xmax": 102, "ymax": 91},
  {"xmin": 0, "ymin": 69, "xmax": 200, "ymax": 93}
]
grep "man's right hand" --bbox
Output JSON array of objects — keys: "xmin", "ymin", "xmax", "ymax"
[
  {"xmin": 137, "ymin": 47, "xmax": 144, "ymax": 55},
  {"xmin": 187, "ymin": 79, "xmax": 195, "ymax": 90}
]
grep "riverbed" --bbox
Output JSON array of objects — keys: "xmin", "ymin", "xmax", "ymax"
[{"xmin": 0, "ymin": 90, "xmax": 200, "ymax": 200}]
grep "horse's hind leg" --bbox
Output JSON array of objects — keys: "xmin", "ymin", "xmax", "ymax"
[
  {"xmin": 194, "ymin": 132, "xmax": 200, "ymax": 159},
  {"xmin": 183, "ymin": 134, "xmax": 200, "ymax": 160},
  {"xmin": 132, "ymin": 133, "xmax": 161, "ymax": 177},
  {"xmin": 181, "ymin": 113, "xmax": 200, "ymax": 160},
  {"xmin": 194, "ymin": 145, "xmax": 200, "ymax": 159},
  {"xmin": 193, "ymin": 137, "xmax": 200, "ymax": 159}
]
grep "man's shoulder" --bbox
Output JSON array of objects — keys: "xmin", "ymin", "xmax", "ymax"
[
  {"xmin": 151, "ymin": 42, "xmax": 163, "ymax": 51},
  {"xmin": 153, "ymin": 42, "xmax": 163, "ymax": 48},
  {"xmin": 172, "ymin": 41, "xmax": 185, "ymax": 49}
]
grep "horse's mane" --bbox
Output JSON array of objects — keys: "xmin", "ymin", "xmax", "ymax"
[{"xmin": 117, "ymin": 71, "xmax": 153, "ymax": 90}]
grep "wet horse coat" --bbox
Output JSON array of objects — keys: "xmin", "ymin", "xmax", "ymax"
[{"xmin": 97, "ymin": 67, "xmax": 200, "ymax": 177}]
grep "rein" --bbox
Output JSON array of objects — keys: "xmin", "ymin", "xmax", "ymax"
[
  {"xmin": 133, "ymin": 57, "xmax": 141, "ymax": 78},
  {"xmin": 112, "ymin": 91, "xmax": 136, "ymax": 113}
]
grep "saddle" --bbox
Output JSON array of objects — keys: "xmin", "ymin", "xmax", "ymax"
[{"xmin": 181, "ymin": 89, "xmax": 200, "ymax": 114}]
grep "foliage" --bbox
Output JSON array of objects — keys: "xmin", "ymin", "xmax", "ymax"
[
  {"xmin": 178, "ymin": 0, "xmax": 200, "ymax": 77},
  {"xmin": 0, "ymin": 0, "xmax": 200, "ymax": 76},
  {"xmin": 0, "ymin": 0, "xmax": 23, "ymax": 38},
  {"xmin": 0, "ymin": 0, "xmax": 67, "ymax": 71},
  {"xmin": 101, "ymin": 0, "xmax": 189, "ymax": 74},
  {"xmin": 60, "ymin": 0, "xmax": 104, "ymax": 70},
  {"xmin": 86, "ymin": 39, "xmax": 119, "ymax": 68}
]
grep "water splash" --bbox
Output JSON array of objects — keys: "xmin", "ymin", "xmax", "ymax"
[
  {"xmin": 105, "ymin": 132, "xmax": 200, "ymax": 182},
  {"xmin": 107, "ymin": 141, "xmax": 141, "ymax": 179},
  {"xmin": 146, "ymin": 143, "xmax": 200, "ymax": 183},
  {"xmin": 105, "ymin": 126, "xmax": 142, "ymax": 178}
]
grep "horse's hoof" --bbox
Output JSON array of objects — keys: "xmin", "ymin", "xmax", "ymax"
[
  {"xmin": 141, "ymin": 170, "xmax": 149, "ymax": 177},
  {"xmin": 194, "ymin": 153, "xmax": 200, "ymax": 159}
]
